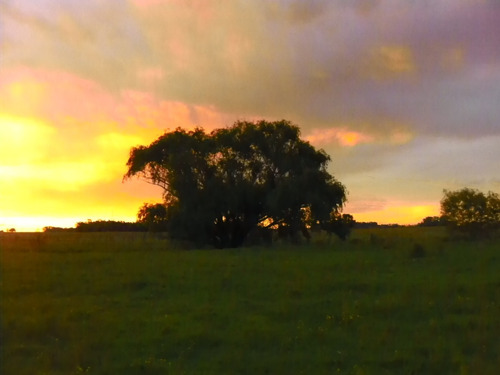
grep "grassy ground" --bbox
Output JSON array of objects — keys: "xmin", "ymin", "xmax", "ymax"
[{"xmin": 1, "ymin": 228, "xmax": 499, "ymax": 374}]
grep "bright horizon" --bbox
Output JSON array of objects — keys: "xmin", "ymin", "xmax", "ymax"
[
  {"xmin": 2, "ymin": 207, "xmax": 440, "ymax": 233},
  {"xmin": 1, "ymin": 203, "xmax": 441, "ymax": 233},
  {"xmin": 1, "ymin": 1, "xmax": 498, "ymax": 232}
]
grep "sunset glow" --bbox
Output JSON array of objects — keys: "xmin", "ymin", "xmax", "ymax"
[
  {"xmin": 1, "ymin": 1, "xmax": 499, "ymax": 231},
  {"xmin": 347, "ymin": 203, "xmax": 440, "ymax": 226}
]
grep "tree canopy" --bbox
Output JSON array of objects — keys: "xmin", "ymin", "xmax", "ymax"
[
  {"xmin": 124, "ymin": 120, "xmax": 348, "ymax": 247},
  {"xmin": 441, "ymin": 188, "xmax": 500, "ymax": 239}
]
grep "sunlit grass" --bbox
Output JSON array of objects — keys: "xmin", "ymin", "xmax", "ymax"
[{"xmin": 1, "ymin": 228, "xmax": 499, "ymax": 374}]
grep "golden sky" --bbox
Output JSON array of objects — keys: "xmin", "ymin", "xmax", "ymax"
[{"xmin": 1, "ymin": 0, "xmax": 499, "ymax": 231}]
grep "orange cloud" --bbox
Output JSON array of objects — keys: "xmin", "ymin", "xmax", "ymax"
[
  {"xmin": 338, "ymin": 131, "xmax": 370, "ymax": 147},
  {"xmin": 306, "ymin": 128, "xmax": 374, "ymax": 147},
  {"xmin": 305, "ymin": 125, "xmax": 413, "ymax": 147}
]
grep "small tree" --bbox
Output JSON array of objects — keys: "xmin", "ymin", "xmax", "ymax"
[{"xmin": 440, "ymin": 188, "xmax": 500, "ymax": 239}]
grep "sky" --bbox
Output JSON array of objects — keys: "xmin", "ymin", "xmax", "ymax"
[{"xmin": 1, "ymin": 0, "xmax": 499, "ymax": 231}]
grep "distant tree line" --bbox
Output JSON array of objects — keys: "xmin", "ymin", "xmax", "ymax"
[
  {"xmin": 0, "ymin": 228, "xmax": 17, "ymax": 233},
  {"xmin": 418, "ymin": 216, "xmax": 448, "ymax": 227},
  {"xmin": 354, "ymin": 222, "xmax": 403, "ymax": 229},
  {"xmin": 43, "ymin": 226, "xmax": 74, "ymax": 232},
  {"xmin": 75, "ymin": 220, "xmax": 147, "ymax": 232},
  {"xmin": 44, "ymin": 220, "xmax": 147, "ymax": 233}
]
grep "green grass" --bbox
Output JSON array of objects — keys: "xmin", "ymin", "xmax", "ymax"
[{"xmin": 1, "ymin": 228, "xmax": 499, "ymax": 374}]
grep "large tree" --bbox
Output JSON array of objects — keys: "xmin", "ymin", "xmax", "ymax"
[
  {"xmin": 441, "ymin": 188, "xmax": 500, "ymax": 239},
  {"xmin": 124, "ymin": 120, "xmax": 348, "ymax": 247}
]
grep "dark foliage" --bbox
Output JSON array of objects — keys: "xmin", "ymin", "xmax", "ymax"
[
  {"xmin": 137, "ymin": 203, "xmax": 169, "ymax": 232},
  {"xmin": 321, "ymin": 213, "xmax": 356, "ymax": 240},
  {"xmin": 43, "ymin": 226, "xmax": 76, "ymax": 233},
  {"xmin": 125, "ymin": 120, "xmax": 348, "ymax": 247},
  {"xmin": 418, "ymin": 216, "xmax": 447, "ymax": 227},
  {"xmin": 354, "ymin": 222, "xmax": 379, "ymax": 229}
]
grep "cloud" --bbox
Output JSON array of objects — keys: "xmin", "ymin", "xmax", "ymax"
[
  {"xmin": 266, "ymin": 0, "xmax": 334, "ymax": 24},
  {"xmin": 4, "ymin": 0, "xmax": 499, "ymax": 138},
  {"xmin": 369, "ymin": 45, "xmax": 416, "ymax": 78},
  {"xmin": 305, "ymin": 123, "xmax": 412, "ymax": 148},
  {"xmin": 1, "ymin": 0, "xmax": 148, "ymax": 90},
  {"xmin": 306, "ymin": 128, "xmax": 374, "ymax": 147}
]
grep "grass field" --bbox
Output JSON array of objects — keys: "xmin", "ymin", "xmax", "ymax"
[{"xmin": 1, "ymin": 228, "xmax": 499, "ymax": 374}]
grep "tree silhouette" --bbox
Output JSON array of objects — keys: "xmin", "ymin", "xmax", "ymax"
[{"xmin": 125, "ymin": 120, "xmax": 348, "ymax": 247}]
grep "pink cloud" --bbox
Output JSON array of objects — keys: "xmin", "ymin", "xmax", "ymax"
[
  {"xmin": 1, "ymin": 67, "xmax": 118, "ymax": 123},
  {"xmin": 1, "ymin": 67, "xmax": 235, "ymax": 133}
]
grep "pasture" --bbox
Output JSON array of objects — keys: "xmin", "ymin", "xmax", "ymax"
[{"xmin": 1, "ymin": 228, "xmax": 499, "ymax": 374}]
